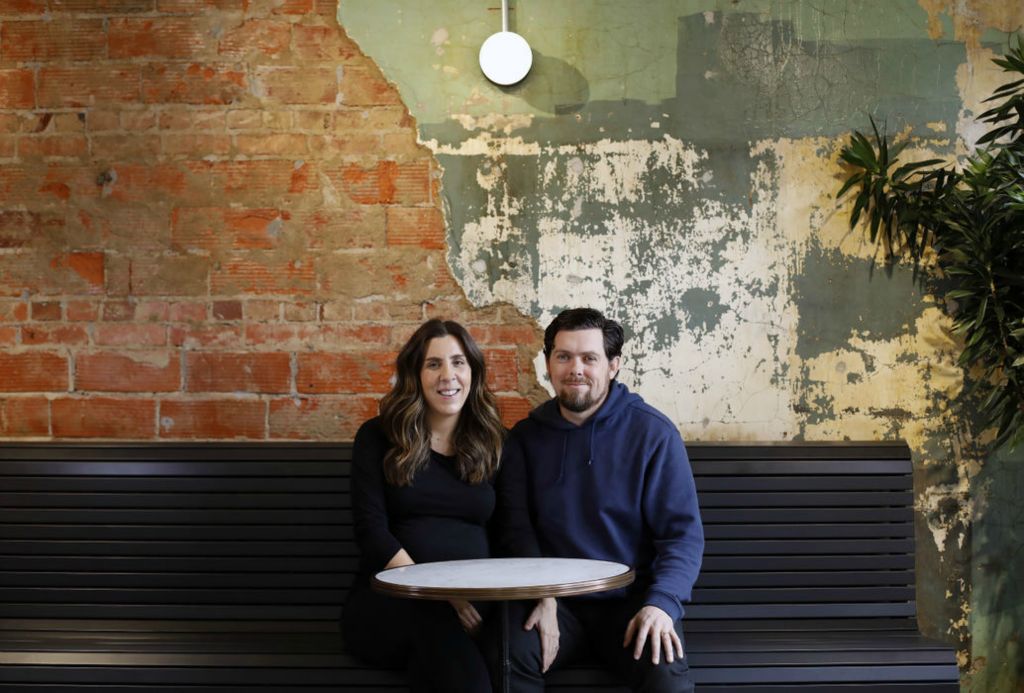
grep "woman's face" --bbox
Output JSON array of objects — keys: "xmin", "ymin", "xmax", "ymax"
[{"xmin": 420, "ymin": 335, "xmax": 472, "ymax": 422}]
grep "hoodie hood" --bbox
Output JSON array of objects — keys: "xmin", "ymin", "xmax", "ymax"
[{"xmin": 528, "ymin": 381, "xmax": 643, "ymax": 472}]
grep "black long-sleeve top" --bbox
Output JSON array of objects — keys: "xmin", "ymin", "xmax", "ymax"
[{"xmin": 350, "ymin": 417, "xmax": 495, "ymax": 582}]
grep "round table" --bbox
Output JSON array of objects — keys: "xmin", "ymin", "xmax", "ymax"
[{"xmin": 374, "ymin": 557, "xmax": 634, "ymax": 693}]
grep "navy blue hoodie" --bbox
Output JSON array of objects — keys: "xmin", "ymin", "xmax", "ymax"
[{"xmin": 496, "ymin": 381, "xmax": 704, "ymax": 620}]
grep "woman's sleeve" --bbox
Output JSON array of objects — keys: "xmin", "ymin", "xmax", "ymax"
[{"xmin": 350, "ymin": 420, "xmax": 403, "ymax": 572}]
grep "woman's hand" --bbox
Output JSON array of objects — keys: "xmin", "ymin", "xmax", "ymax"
[
  {"xmin": 525, "ymin": 597, "xmax": 560, "ymax": 672},
  {"xmin": 449, "ymin": 599, "xmax": 483, "ymax": 634}
]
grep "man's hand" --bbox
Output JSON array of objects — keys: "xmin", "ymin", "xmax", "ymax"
[
  {"xmin": 622, "ymin": 605, "xmax": 683, "ymax": 665},
  {"xmin": 524, "ymin": 597, "xmax": 559, "ymax": 672}
]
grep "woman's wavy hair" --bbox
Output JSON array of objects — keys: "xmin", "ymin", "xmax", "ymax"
[{"xmin": 378, "ymin": 319, "xmax": 505, "ymax": 486}]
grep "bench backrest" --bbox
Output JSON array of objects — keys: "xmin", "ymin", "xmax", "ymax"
[{"xmin": 0, "ymin": 442, "xmax": 915, "ymax": 624}]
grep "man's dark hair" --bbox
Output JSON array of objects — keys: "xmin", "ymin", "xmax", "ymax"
[{"xmin": 543, "ymin": 308, "xmax": 624, "ymax": 361}]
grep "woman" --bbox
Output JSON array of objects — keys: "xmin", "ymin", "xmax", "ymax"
[{"xmin": 342, "ymin": 319, "xmax": 505, "ymax": 692}]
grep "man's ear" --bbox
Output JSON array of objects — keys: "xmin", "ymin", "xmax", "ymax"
[{"xmin": 610, "ymin": 355, "xmax": 621, "ymax": 380}]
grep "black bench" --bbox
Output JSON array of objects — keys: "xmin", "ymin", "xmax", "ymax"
[{"xmin": 0, "ymin": 442, "xmax": 959, "ymax": 691}]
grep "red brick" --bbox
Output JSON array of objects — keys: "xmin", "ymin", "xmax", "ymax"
[
  {"xmin": 0, "ymin": 136, "xmax": 14, "ymax": 157},
  {"xmin": 22, "ymin": 324, "xmax": 88, "ymax": 346},
  {"xmin": 135, "ymin": 300, "xmax": 169, "ymax": 322},
  {"xmin": 129, "ymin": 255, "xmax": 210, "ymax": 296},
  {"xmin": 0, "ymin": 301, "xmax": 29, "ymax": 322},
  {"xmin": 49, "ymin": 252, "xmax": 104, "ymax": 293},
  {"xmin": 497, "ymin": 395, "xmax": 533, "ymax": 429},
  {"xmin": 244, "ymin": 300, "xmax": 280, "ymax": 321},
  {"xmin": 0, "ymin": 352, "xmax": 69, "ymax": 392},
  {"xmin": 269, "ymin": 395, "xmax": 378, "ymax": 439},
  {"xmin": 19, "ymin": 135, "xmax": 88, "ymax": 159},
  {"xmin": 94, "ymin": 324, "xmax": 167, "ymax": 347},
  {"xmin": 219, "ymin": 19, "xmax": 290, "ymax": 58},
  {"xmin": 158, "ymin": 0, "xmax": 244, "ymax": 10},
  {"xmin": 169, "ymin": 324, "xmax": 243, "ymax": 348},
  {"xmin": 188, "ymin": 160, "xmax": 316, "ymax": 201},
  {"xmin": 102, "ymin": 300, "xmax": 134, "ymax": 321},
  {"xmin": 162, "ymin": 133, "xmax": 232, "ymax": 158},
  {"xmin": 142, "ymin": 63, "xmax": 248, "ymax": 106},
  {"xmin": 469, "ymin": 324, "xmax": 543, "ymax": 347},
  {"xmin": 172, "ymin": 206, "xmax": 284, "ymax": 252},
  {"xmin": 160, "ymin": 109, "xmax": 226, "ymax": 131},
  {"xmin": 256, "ymin": 66, "xmax": 337, "ymax": 105},
  {"xmin": 282, "ymin": 301, "xmax": 317, "ymax": 322},
  {"xmin": 385, "ymin": 206, "xmax": 445, "ymax": 249},
  {"xmin": 1, "ymin": 20, "xmax": 105, "ymax": 61},
  {"xmin": 340, "ymin": 60, "xmax": 402, "ymax": 106},
  {"xmin": 333, "ymin": 160, "xmax": 430, "ymax": 205},
  {"xmin": 0, "ymin": 397, "xmax": 49, "ymax": 436},
  {"xmin": 30, "ymin": 301, "xmax": 61, "ymax": 321},
  {"xmin": 186, "ymin": 352, "xmax": 291, "ymax": 393},
  {"xmin": 245, "ymin": 323, "xmax": 391, "ymax": 350},
  {"xmin": 272, "ymin": 0, "xmax": 311, "ymax": 14},
  {"xmin": 49, "ymin": 0, "xmax": 153, "ymax": 11},
  {"xmin": 210, "ymin": 254, "xmax": 315, "ymax": 295},
  {"xmin": 109, "ymin": 17, "xmax": 209, "ymax": 60},
  {"xmin": 77, "ymin": 352, "xmax": 180, "ymax": 393},
  {"xmin": 99, "ymin": 164, "xmax": 189, "ymax": 203},
  {"xmin": 295, "ymin": 207, "xmax": 385, "ymax": 250},
  {"xmin": 91, "ymin": 134, "xmax": 162, "ymax": 160},
  {"xmin": 38, "ymin": 68, "xmax": 141, "ymax": 109},
  {"xmin": 169, "ymin": 301, "xmax": 207, "ymax": 322},
  {"xmin": 0, "ymin": 211, "xmax": 65, "ymax": 249},
  {"xmin": 88, "ymin": 110, "xmax": 120, "ymax": 131},
  {"xmin": 121, "ymin": 111, "xmax": 157, "ymax": 131},
  {"xmin": 212, "ymin": 300, "xmax": 242, "ymax": 320},
  {"xmin": 292, "ymin": 24, "xmax": 361, "ymax": 62},
  {"xmin": 66, "ymin": 301, "xmax": 100, "ymax": 321},
  {"xmin": 0, "ymin": 70, "xmax": 35, "ymax": 110},
  {"xmin": 314, "ymin": 133, "xmax": 383, "ymax": 159},
  {"xmin": 484, "ymin": 348, "xmax": 518, "ymax": 391},
  {"xmin": 225, "ymin": 109, "xmax": 261, "ymax": 130},
  {"xmin": 234, "ymin": 133, "xmax": 308, "ymax": 156},
  {"xmin": 0, "ymin": 0, "xmax": 47, "ymax": 12},
  {"xmin": 0, "ymin": 327, "xmax": 17, "ymax": 345},
  {"xmin": 296, "ymin": 351, "xmax": 394, "ymax": 394},
  {"xmin": 52, "ymin": 397, "xmax": 156, "ymax": 438},
  {"xmin": 159, "ymin": 398, "xmax": 265, "ymax": 439}
]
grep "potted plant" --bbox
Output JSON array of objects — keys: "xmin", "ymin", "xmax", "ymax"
[{"xmin": 837, "ymin": 36, "xmax": 1024, "ymax": 451}]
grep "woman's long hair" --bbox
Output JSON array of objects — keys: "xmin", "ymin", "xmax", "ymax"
[{"xmin": 378, "ymin": 319, "xmax": 505, "ymax": 486}]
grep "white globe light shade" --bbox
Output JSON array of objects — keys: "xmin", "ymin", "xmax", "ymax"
[{"xmin": 479, "ymin": 31, "xmax": 533, "ymax": 86}]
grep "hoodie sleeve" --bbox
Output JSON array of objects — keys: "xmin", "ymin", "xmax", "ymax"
[
  {"xmin": 350, "ymin": 419, "xmax": 403, "ymax": 572},
  {"xmin": 641, "ymin": 431, "xmax": 704, "ymax": 621},
  {"xmin": 493, "ymin": 426, "xmax": 543, "ymax": 559}
]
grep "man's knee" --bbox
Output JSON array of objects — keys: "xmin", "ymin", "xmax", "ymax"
[{"xmin": 630, "ymin": 656, "xmax": 693, "ymax": 693}]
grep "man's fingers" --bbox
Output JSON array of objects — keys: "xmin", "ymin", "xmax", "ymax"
[
  {"xmin": 672, "ymin": 630, "xmax": 684, "ymax": 659},
  {"xmin": 523, "ymin": 610, "xmax": 539, "ymax": 631},
  {"xmin": 649, "ymin": 626, "xmax": 661, "ymax": 665},
  {"xmin": 633, "ymin": 621, "xmax": 650, "ymax": 660},
  {"xmin": 662, "ymin": 631, "xmax": 674, "ymax": 663},
  {"xmin": 622, "ymin": 617, "xmax": 637, "ymax": 647}
]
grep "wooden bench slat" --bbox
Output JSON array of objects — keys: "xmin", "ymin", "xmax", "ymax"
[
  {"xmin": 0, "ymin": 524, "xmax": 352, "ymax": 541},
  {"xmin": 0, "ymin": 509, "xmax": 345, "ymax": 524},
  {"xmin": 701, "ymin": 507, "xmax": 913, "ymax": 522},
  {"xmin": 702, "ymin": 538, "xmax": 914, "ymax": 554},
  {"xmin": 690, "ymin": 586, "xmax": 917, "ymax": 603},
  {"xmin": 696, "ymin": 570, "xmax": 916, "ymax": 587},
  {"xmin": 697, "ymin": 491, "xmax": 914, "ymax": 507},
  {"xmin": 704, "ymin": 523, "xmax": 912, "ymax": 539},
  {"xmin": 0, "ymin": 493, "xmax": 348, "ymax": 508},
  {"xmin": 696, "ymin": 475, "xmax": 912, "ymax": 491},
  {"xmin": 687, "ymin": 603, "xmax": 918, "ymax": 619}
]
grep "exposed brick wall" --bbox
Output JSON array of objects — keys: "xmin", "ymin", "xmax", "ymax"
[{"xmin": 0, "ymin": 0, "xmax": 539, "ymax": 440}]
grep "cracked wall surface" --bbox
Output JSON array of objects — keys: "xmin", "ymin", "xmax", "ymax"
[{"xmin": 341, "ymin": 0, "xmax": 1024, "ymax": 688}]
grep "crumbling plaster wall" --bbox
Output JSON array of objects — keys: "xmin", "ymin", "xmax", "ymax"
[{"xmin": 340, "ymin": 0, "xmax": 1024, "ymax": 688}]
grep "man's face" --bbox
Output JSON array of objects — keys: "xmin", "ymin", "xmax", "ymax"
[{"xmin": 547, "ymin": 328, "xmax": 620, "ymax": 423}]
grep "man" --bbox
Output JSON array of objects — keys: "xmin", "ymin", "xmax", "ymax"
[{"xmin": 496, "ymin": 308, "xmax": 703, "ymax": 692}]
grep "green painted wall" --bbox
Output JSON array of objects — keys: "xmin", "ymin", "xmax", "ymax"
[{"xmin": 340, "ymin": 1, "xmax": 1024, "ymax": 688}]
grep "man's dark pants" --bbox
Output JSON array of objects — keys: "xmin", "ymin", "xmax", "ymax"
[{"xmin": 490, "ymin": 593, "xmax": 694, "ymax": 692}]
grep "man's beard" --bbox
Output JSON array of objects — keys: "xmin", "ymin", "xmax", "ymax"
[{"xmin": 557, "ymin": 382, "xmax": 597, "ymax": 413}]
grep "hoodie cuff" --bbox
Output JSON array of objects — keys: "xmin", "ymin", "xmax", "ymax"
[{"xmin": 644, "ymin": 589, "xmax": 683, "ymax": 621}]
